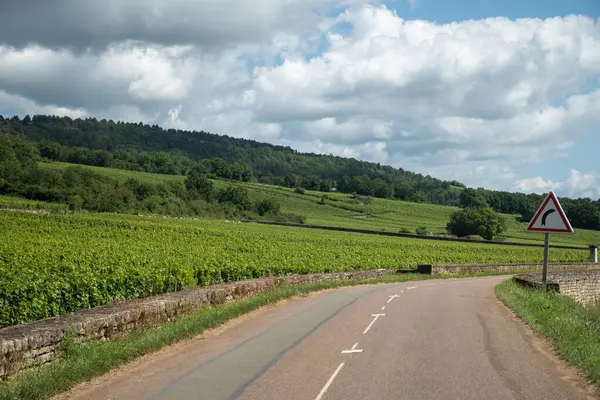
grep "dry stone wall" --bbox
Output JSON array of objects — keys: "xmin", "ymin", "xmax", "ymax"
[
  {"xmin": 417, "ymin": 262, "xmax": 599, "ymax": 275},
  {"xmin": 0, "ymin": 269, "xmax": 394, "ymax": 380},
  {"xmin": 515, "ymin": 270, "xmax": 600, "ymax": 306}
]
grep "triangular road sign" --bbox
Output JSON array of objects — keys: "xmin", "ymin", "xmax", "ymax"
[{"xmin": 526, "ymin": 191, "xmax": 574, "ymax": 233}]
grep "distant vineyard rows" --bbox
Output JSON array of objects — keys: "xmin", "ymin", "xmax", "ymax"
[{"xmin": 0, "ymin": 211, "xmax": 588, "ymax": 327}]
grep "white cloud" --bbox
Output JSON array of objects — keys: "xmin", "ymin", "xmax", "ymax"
[
  {"xmin": 0, "ymin": 3, "xmax": 599, "ymax": 197},
  {"xmin": 0, "ymin": 90, "xmax": 87, "ymax": 119},
  {"xmin": 0, "ymin": 44, "xmax": 186, "ymax": 109},
  {"xmin": 98, "ymin": 43, "xmax": 197, "ymax": 101},
  {"xmin": 248, "ymin": 7, "xmax": 600, "ymax": 190},
  {"xmin": 513, "ymin": 170, "xmax": 600, "ymax": 199},
  {"xmin": 564, "ymin": 170, "xmax": 600, "ymax": 199},
  {"xmin": 512, "ymin": 176, "xmax": 562, "ymax": 194}
]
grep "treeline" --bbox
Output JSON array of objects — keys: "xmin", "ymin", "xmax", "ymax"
[
  {"xmin": 456, "ymin": 187, "xmax": 600, "ymax": 231},
  {"xmin": 0, "ymin": 134, "xmax": 303, "ymax": 222},
  {"xmin": 0, "ymin": 114, "xmax": 464, "ymax": 202},
  {"xmin": 1, "ymin": 114, "xmax": 599, "ymax": 230}
]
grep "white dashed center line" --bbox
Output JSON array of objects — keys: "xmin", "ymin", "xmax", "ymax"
[
  {"xmin": 341, "ymin": 342, "xmax": 363, "ymax": 354},
  {"xmin": 387, "ymin": 294, "xmax": 401, "ymax": 303},
  {"xmin": 314, "ymin": 362, "xmax": 345, "ymax": 400},
  {"xmin": 363, "ymin": 314, "xmax": 385, "ymax": 335}
]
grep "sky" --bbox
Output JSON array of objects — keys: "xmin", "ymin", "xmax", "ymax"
[{"xmin": 0, "ymin": 0, "xmax": 599, "ymax": 199}]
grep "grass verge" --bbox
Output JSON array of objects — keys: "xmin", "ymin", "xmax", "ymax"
[
  {"xmin": 0, "ymin": 271, "xmax": 532, "ymax": 399},
  {"xmin": 496, "ymin": 278, "xmax": 600, "ymax": 386}
]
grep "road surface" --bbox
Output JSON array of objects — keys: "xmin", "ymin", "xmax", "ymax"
[{"xmin": 56, "ymin": 276, "xmax": 596, "ymax": 400}]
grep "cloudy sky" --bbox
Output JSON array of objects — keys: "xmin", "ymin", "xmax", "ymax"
[{"xmin": 1, "ymin": 0, "xmax": 599, "ymax": 199}]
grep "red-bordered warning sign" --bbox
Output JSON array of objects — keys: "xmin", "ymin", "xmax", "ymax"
[{"xmin": 526, "ymin": 191, "xmax": 574, "ymax": 233}]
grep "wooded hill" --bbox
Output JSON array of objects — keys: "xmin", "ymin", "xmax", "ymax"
[{"xmin": 1, "ymin": 114, "xmax": 599, "ymax": 231}]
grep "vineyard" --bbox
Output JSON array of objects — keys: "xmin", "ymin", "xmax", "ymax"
[
  {"xmin": 0, "ymin": 210, "xmax": 589, "ymax": 328},
  {"xmin": 35, "ymin": 162, "xmax": 600, "ymax": 246}
]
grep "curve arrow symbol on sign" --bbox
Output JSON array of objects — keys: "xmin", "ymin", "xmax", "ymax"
[
  {"xmin": 526, "ymin": 191, "xmax": 573, "ymax": 234},
  {"xmin": 541, "ymin": 209, "xmax": 556, "ymax": 226}
]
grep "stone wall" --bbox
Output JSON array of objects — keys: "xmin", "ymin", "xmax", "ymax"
[
  {"xmin": 417, "ymin": 262, "xmax": 599, "ymax": 275},
  {"xmin": 515, "ymin": 270, "xmax": 600, "ymax": 306},
  {"xmin": 0, "ymin": 269, "xmax": 394, "ymax": 380}
]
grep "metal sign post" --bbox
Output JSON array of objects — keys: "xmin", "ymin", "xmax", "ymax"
[{"xmin": 542, "ymin": 233, "xmax": 550, "ymax": 291}]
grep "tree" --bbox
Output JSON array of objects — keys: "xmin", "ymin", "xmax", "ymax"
[
  {"xmin": 393, "ymin": 181, "xmax": 413, "ymax": 200},
  {"xmin": 230, "ymin": 162, "xmax": 252, "ymax": 182},
  {"xmin": 153, "ymin": 152, "xmax": 176, "ymax": 174},
  {"xmin": 517, "ymin": 199, "xmax": 537, "ymax": 223},
  {"xmin": 564, "ymin": 198, "xmax": 600, "ymax": 230},
  {"xmin": 216, "ymin": 186, "xmax": 252, "ymax": 210},
  {"xmin": 185, "ymin": 164, "xmax": 214, "ymax": 200},
  {"xmin": 125, "ymin": 179, "xmax": 155, "ymax": 201},
  {"xmin": 92, "ymin": 150, "xmax": 112, "ymax": 167},
  {"xmin": 407, "ymin": 191, "xmax": 427, "ymax": 203},
  {"xmin": 302, "ymin": 176, "xmax": 321, "ymax": 190},
  {"xmin": 207, "ymin": 158, "xmax": 230, "ymax": 179},
  {"xmin": 255, "ymin": 198, "xmax": 281, "ymax": 216},
  {"xmin": 350, "ymin": 175, "xmax": 375, "ymax": 196},
  {"xmin": 374, "ymin": 179, "xmax": 392, "ymax": 198},
  {"xmin": 142, "ymin": 195, "xmax": 165, "ymax": 214},
  {"xmin": 459, "ymin": 188, "xmax": 488, "ymax": 209},
  {"xmin": 67, "ymin": 195, "xmax": 83, "ymax": 212},
  {"xmin": 320, "ymin": 179, "xmax": 332, "ymax": 192},
  {"xmin": 446, "ymin": 207, "xmax": 507, "ymax": 240},
  {"xmin": 473, "ymin": 207, "xmax": 507, "ymax": 240},
  {"xmin": 284, "ymin": 173, "xmax": 299, "ymax": 188},
  {"xmin": 39, "ymin": 142, "xmax": 63, "ymax": 161},
  {"xmin": 449, "ymin": 180, "xmax": 465, "ymax": 188}
]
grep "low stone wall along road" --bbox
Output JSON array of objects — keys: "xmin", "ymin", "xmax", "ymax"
[{"xmin": 55, "ymin": 277, "xmax": 595, "ymax": 400}]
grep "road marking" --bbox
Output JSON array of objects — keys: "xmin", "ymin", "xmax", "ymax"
[
  {"xmin": 407, "ymin": 286, "xmax": 418, "ymax": 290},
  {"xmin": 363, "ymin": 314, "xmax": 385, "ymax": 335},
  {"xmin": 341, "ymin": 349, "xmax": 363, "ymax": 354},
  {"xmin": 387, "ymin": 294, "xmax": 401, "ymax": 303},
  {"xmin": 341, "ymin": 342, "xmax": 363, "ymax": 354},
  {"xmin": 381, "ymin": 306, "xmax": 385, "ymax": 311},
  {"xmin": 314, "ymin": 362, "xmax": 345, "ymax": 400}
]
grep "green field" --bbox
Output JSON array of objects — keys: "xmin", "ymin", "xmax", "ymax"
[
  {"xmin": 39, "ymin": 161, "xmax": 184, "ymax": 185},
  {"xmin": 0, "ymin": 210, "xmax": 590, "ymax": 327},
  {"xmin": 0, "ymin": 194, "xmax": 68, "ymax": 213},
  {"xmin": 1, "ymin": 161, "xmax": 595, "ymax": 327},
  {"xmin": 37, "ymin": 161, "xmax": 600, "ymax": 247}
]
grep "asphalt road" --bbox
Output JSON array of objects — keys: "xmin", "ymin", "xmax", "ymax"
[{"xmin": 56, "ymin": 276, "xmax": 596, "ymax": 400}]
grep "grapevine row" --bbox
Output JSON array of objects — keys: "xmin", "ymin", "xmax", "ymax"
[{"xmin": 0, "ymin": 211, "xmax": 587, "ymax": 327}]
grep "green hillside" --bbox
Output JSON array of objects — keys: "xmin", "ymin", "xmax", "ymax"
[
  {"xmin": 3, "ymin": 118, "xmax": 600, "ymax": 234},
  {"xmin": 36, "ymin": 161, "xmax": 600, "ymax": 247}
]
